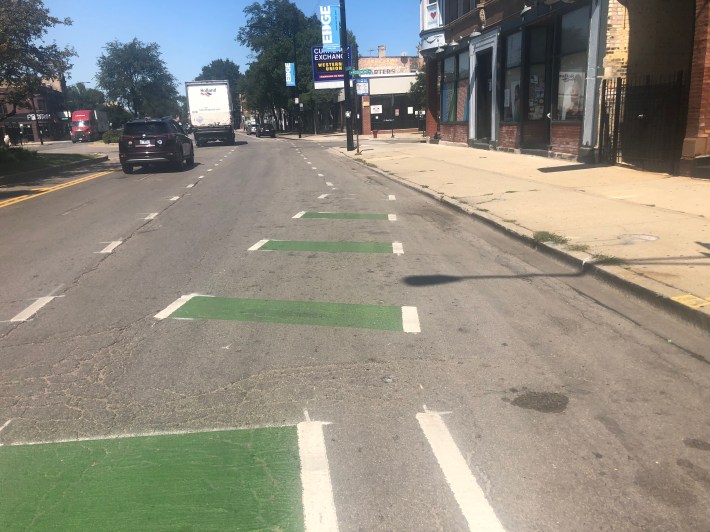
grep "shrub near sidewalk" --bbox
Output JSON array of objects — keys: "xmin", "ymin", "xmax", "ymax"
[{"xmin": 0, "ymin": 146, "xmax": 96, "ymax": 177}]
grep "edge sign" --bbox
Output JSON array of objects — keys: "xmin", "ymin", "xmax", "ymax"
[{"xmin": 320, "ymin": 4, "xmax": 341, "ymax": 52}]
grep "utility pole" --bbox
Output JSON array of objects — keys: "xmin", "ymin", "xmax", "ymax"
[{"xmin": 340, "ymin": 0, "xmax": 355, "ymax": 151}]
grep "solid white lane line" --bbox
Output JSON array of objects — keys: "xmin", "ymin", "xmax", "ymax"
[
  {"xmin": 97, "ymin": 241, "xmax": 122, "ymax": 254},
  {"xmin": 144, "ymin": 213, "xmax": 159, "ymax": 220},
  {"xmin": 10, "ymin": 296, "xmax": 57, "ymax": 322},
  {"xmin": 417, "ymin": 412, "xmax": 505, "ymax": 531},
  {"xmin": 318, "ymin": 194, "xmax": 329, "ymax": 199},
  {"xmin": 401, "ymin": 306, "xmax": 420, "ymax": 333},
  {"xmin": 169, "ymin": 196, "xmax": 180, "ymax": 201},
  {"xmin": 297, "ymin": 420, "xmax": 339, "ymax": 532},
  {"xmin": 293, "ymin": 211, "xmax": 306, "ymax": 218},
  {"xmin": 388, "ymin": 214, "xmax": 397, "ymax": 222},
  {"xmin": 154, "ymin": 293, "xmax": 201, "ymax": 320},
  {"xmin": 388, "ymin": 195, "xmax": 396, "ymax": 201},
  {"xmin": 392, "ymin": 242, "xmax": 404, "ymax": 255},
  {"xmin": 248, "ymin": 239, "xmax": 269, "ymax": 251}
]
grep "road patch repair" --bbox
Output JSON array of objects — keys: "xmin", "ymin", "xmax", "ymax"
[
  {"xmin": 249, "ymin": 239, "xmax": 403, "ymax": 254},
  {"xmin": 0, "ymin": 421, "xmax": 337, "ymax": 530},
  {"xmin": 155, "ymin": 294, "xmax": 420, "ymax": 333}
]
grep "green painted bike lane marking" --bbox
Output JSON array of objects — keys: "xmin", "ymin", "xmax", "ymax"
[
  {"xmin": 293, "ymin": 211, "xmax": 394, "ymax": 220},
  {"xmin": 164, "ymin": 296, "xmax": 420, "ymax": 332},
  {"xmin": 253, "ymin": 239, "xmax": 396, "ymax": 254},
  {"xmin": 0, "ymin": 427, "xmax": 304, "ymax": 531}
]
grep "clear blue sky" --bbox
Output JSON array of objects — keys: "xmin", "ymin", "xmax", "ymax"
[{"xmin": 43, "ymin": 0, "xmax": 420, "ymax": 90}]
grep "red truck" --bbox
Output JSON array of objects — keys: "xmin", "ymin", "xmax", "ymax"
[{"xmin": 70, "ymin": 109, "xmax": 109, "ymax": 142}]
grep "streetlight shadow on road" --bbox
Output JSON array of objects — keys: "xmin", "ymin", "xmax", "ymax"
[{"xmin": 402, "ymin": 271, "xmax": 585, "ymax": 286}]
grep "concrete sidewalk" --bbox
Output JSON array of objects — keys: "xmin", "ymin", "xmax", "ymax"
[{"xmin": 287, "ymin": 131, "xmax": 710, "ymax": 328}]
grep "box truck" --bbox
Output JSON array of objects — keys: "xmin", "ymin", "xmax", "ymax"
[
  {"xmin": 185, "ymin": 80, "xmax": 235, "ymax": 147},
  {"xmin": 70, "ymin": 109, "xmax": 109, "ymax": 142}
]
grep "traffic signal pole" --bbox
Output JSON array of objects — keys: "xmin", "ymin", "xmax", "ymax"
[{"xmin": 340, "ymin": 0, "xmax": 355, "ymax": 151}]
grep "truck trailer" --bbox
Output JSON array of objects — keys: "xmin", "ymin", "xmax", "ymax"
[
  {"xmin": 70, "ymin": 109, "xmax": 109, "ymax": 142},
  {"xmin": 185, "ymin": 80, "xmax": 235, "ymax": 147}
]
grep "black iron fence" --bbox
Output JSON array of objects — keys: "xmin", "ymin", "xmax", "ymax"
[{"xmin": 599, "ymin": 73, "xmax": 688, "ymax": 174}]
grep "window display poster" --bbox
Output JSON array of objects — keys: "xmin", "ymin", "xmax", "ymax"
[{"xmin": 558, "ymin": 72, "xmax": 584, "ymax": 120}]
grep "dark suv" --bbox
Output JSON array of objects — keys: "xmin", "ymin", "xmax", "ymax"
[
  {"xmin": 256, "ymin": 123, "xmax": 276, "ymax": 138},
  {"xmin": 119, "ymin": 117, "xmax": 194, "ymax": 174}
]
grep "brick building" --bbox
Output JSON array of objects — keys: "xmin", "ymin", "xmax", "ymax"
[
  {"xmin": 420, "ymin": 0, "xmax": 607, "ymax": 159},
  {"xmin": 350, "ymin": 45, "xmax": 422, "ymax": 135},
  {"xmin": 1, "ymin": 78, "xmax": 68, "ymax": 143},
  {"xmin": 418, "ymin": 0, "xmax": 707, "ymax": 175}
]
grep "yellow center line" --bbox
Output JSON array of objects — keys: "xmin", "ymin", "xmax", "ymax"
[{"xmin": 0, "ymin": 171, "xmax": 113, "ymax": 209}]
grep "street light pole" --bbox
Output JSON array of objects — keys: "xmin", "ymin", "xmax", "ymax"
[{"xmin": 340, "ymin": 0, "xmax": 355, "ymax": 151}]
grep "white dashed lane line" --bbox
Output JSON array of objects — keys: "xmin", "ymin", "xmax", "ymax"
[
  {"xmin": 96, "ymin": 241, "xmax": 122, "ymax": 254},
  {"xmin": 143, "ymin": 213, "xmax": 159, "ymax": 220},
  {"xmin": 8, "ymin": 296, "xmax": 62, "ymax": 322}
]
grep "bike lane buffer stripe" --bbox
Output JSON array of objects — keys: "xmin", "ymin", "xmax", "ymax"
[
  {"xmin": 0, "ymin": 427, "xmax": 307, "ymax": 530},
  {"xmin": 248, "ymin": 240, "xmax": 403, "ymax": 254},
  {"xmin": 417, "ymin": 411, "xmax": 505, "ymax": 531},
  {"xmin": 156, "ymin": 295, "xmax": 420, "ymax": 333},
  {"xmin": 298, "ymin": 420, "xmax": 339, "ymax": 531}
]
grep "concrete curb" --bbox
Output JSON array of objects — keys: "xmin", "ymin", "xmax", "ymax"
[
  {"xmin": 0, "ymin": 154, "xmax": 110, "ymax": 183},
  {"xmin": 342, "ymin": 149, "xmax": 710, "ymax": 332}
]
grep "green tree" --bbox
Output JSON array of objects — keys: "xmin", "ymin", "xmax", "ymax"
[
  {"xmin": 409, "ymin": 69, "xmax": 426, "ymax": 111},
  {"xmin": 96, "ymin": 38, "xmax": 180, "ymax": 117},
  {"xmin": 0, "ymin": 0, "xmax": 75, "ymax": 115},
  {"xmin": 64, "ymin": 82, "xmax": 105, "ymax": 110}
]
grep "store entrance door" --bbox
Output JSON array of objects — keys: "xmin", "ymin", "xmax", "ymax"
[
  {"xmin": 475, "ymin": 50, "xmax": 493, "ymax": 141},
  {"xmin": 522, "ymin": 26, "xmax": 552, "ymax": 151}
]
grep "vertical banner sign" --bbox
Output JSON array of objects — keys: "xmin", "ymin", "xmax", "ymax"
[
  {"xmin": 285, "ymin": 63, "xmax": 296, "ymax": 87},
  {"xmin": 320, "ymin": 4, "xmax": 341, "ymax": 52}
]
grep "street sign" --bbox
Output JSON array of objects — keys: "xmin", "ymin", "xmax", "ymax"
[
  {"xmin": 350, "ymin": 69, "xmax": 373, "ymax": 76},
  {"xmin": 355, "ymin": 78, "xmax": 369, "ymax": 96}
]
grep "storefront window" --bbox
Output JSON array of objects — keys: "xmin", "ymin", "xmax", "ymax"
[
  {"xmin": 457, "ymin": 50, "xmax": 469, "ymax": 121},
  {"xmin": 503, "ymin": 32, "xmax": 522, "ymax": 122},
  {"xmin": 441, "ymin": 52, "xmax": 469, "ymax": 123},
  {"xmin": 557, "ymin": 7, "xmax": 590, "ymax": 120},
  {"xmin": 527, "ymin": 27, "xmax": 548, "ymax": 121}
]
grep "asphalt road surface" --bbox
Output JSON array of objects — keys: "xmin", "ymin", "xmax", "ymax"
[{"xmin": 1, "ymin": 134, "xmax": 709, "ymax": 531}]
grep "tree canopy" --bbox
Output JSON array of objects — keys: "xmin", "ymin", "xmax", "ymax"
[
  {"xmin": 96, "ymin": 38, "xmax": 180, "ymax": 118},
  {"xmin": 64, "ymin": 82, "xmax": 105, "ymax": 111},
  {"xmin": 0, "ymin": 0, "xmax": 75, "ymax": 108}
]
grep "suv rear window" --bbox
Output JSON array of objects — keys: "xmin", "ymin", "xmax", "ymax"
[{"xmin": 123, "ymin": 122, "xmax": 169, "ymax": 135}]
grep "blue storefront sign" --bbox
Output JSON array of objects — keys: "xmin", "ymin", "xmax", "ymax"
[
  {"xmin": 285, "ymin": 63, "xmax": 296, "ymax": 87},
  {"xmin": 311, "ymin": 46, "xmax": 352, "ymax": 83},
  {"xmin": 319, "ymin": 4, "xmax": 341, "ymax": 52}
]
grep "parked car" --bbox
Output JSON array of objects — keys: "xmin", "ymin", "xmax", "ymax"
[
  {"xmin": 119, "ymin": 117, "xmax": 194, "ymax": 174},
  {"xmin": 256, "ymin": 123, "xmax": 276, "ymax": 138},
  {"xmin": 247, "ymin": 123, "xmax": 258, "ymax": 135}
]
